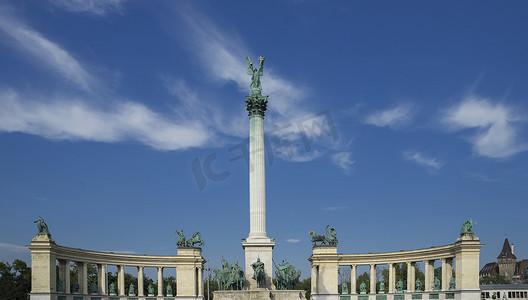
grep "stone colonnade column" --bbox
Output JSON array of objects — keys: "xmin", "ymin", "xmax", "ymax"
[
  {"xmin": 441, "ymin": 259, "xmax": 447, "ymax": 291},
  {"xmin": 80, "ymin": 262, "xmax": 88, "ymax": 294},
  {"xmin": 311, "ymin": 266, "xmax": 318, "ymax": 295},
  {"xmin": 442, "ymin": 258, "xmax": 454, "ymax": 291},
  {"xmin": 118, "ymin": 265, "xmax": 125, "ymax": 296},
  {"xmin": 408, "ymin": 262, "xmax": 416, "ymax": 292},
  {"xmin": 58, "ymin": 259, "xmax": 70, "ymax": 293},
  {"xmin": 158, "ymin": 267, "xmax": 164, "ymax": 296},
  {"xmin": 97, "ymin": 264, "xmax": 107, "ymax": 295},
  {"xmin": 198, "ymin": 267, "xmax": 203, "ymax": 296},
  {"xmin": 351, "ymin": 265, "xmax": 357, "ymax": 294},
  {"xmin": 370, "ymin": 264, "xmax": 376, "ymax": 294},
  {"xmin": 425, "ymin": 260, "xmax": 434, "ymax": 291},
  {"xmin": 407, "ymin": 262, "xmax": 414, "ymax": 292},
  {"xmin": 388, "ymin": 263, "xmax": 395, "ymax": 293},
  {"xmin": 138, "ymin": 266, "xmax": 144, "ymax": 296}
]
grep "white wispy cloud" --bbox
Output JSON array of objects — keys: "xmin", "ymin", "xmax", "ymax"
[
  {"xmin": 167, "ymin": 3, "xmax": 310, "ymax": 124},
  {"xmin": 363, "ymin": 103, "xmax": 413, "ymax": 128},
  {"xmin": 48, "ymin": 0, "xmax": 127, "ymax": 15},
  {"xmin": 0, "ymin": 7, "xmax": 95, "ymax": 91},
  {"xmin": 285, "ymin": 239, "xmax": 300, "ymax": 243},
  {"xmin": 442, "ymin": 96, "xmax": 527, "ymax": 158},
  {"xmin": 159, "ymin": 4, "xmax": 337, "ymax": 164},
  {"xmin": 403, "ymin": 150, "xmax": 443, "ymax": 171},
  {"xmin": 0, "ymin": 242, "xmax": 29, "ymax": 254},
  {"xmin": 0, "ymin": 88, "xmax": 210, "ymax": 151},
  {"xmin": 164, "ymin": 77, "xmax": 247, "ymax": 139},
  {"xmin": 465, "ymin": 172, "xmax": 500, "ymax": 183},
  {"xmin": 331, "ymin": 152, "xmax": 354, "ymax": 174},
  {"xmin": 322, "ymin": 206, "xmax": 348, "ymax": 211}
]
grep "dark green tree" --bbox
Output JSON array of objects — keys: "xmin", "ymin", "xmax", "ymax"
[
  {"xmin": 0, "ymin": 259, "xmax": 32, "ymax": 299},
  {"xmin": 357, "ymin": 272, "xmax": 370, "ymax": 294},
  {"xmin": 294, "ymin": 277, "xmax": 311, "ymax": 299},
  {"xmin": 480, "ymin": 275, "xmax": 511, "ymax": 285}
]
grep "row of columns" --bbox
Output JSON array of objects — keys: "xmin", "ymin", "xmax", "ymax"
[
  {"xmin": 57, "ymin": 260, "xmax": 201, "ymax": 297},
  {"xmin": 345, "ymin": 258, "xmax": 454, "ymax": 294}
]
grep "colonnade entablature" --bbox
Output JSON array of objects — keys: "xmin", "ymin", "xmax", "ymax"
[
  {"xmin": 309, "ymin": 232, "xmax": 482, "ymax": 300},
  {"xmin": 28, "ymin": 233, "xmax": 205, "ymax": 300}
]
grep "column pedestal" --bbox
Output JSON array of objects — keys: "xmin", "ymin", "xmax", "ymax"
[{"xmin": 242, "ymin": 241, "xmax": 275, "ymax": 290}]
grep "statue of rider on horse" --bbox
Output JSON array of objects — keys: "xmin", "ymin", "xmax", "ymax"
[
  {"xmin": 309, "ymin": 225, "xmax": 338, "ymax": 246},
  {"xmin": 213, "ymin": 257, "xmax": 244, "ymax": 291},
  {"xmin": 175, "ymin": 229, "xmax": 204, "ymax": 247}
]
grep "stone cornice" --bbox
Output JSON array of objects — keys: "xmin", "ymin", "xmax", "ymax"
[
  {"xmin": 309, "ymin": 242, "xmax": 481, "ymax": 265},
  {"xmin": 28, "ymin": 239, "xmax": 204, "ymax": 267},
  {"xmin": 245, "ymin": 95, "xmax": 268, "ymax": 117}
]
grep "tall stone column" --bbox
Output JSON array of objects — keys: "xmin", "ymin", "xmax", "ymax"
[
  {"xmin": 370, "ymin": 264, "xmax": 376, "ymax": 294},
  {"xmin": 118, "ymin": 265, "xmax": 125, "ymax": 296},
  {"xmin": 158, "ymin": 267, "xmax": 164, "ymax": 296},
  {"xmin": 351, "ymin": 265, "xmax": 357, "ymax": 294},
  {"xmin": 408, "ymin": 262, "xmax": 415, "ymax": 292},
  {"xmin": 388, "ymin": 263, "xmax": 395, "ymax": 293},
  {"xmin": 242, "ymin": 94, "xmax": 275, "ymax": 289},
  {"xmin": 311, "ymin": 266, "xmax": 318, "ymax": 294},
  {"xmin": 198, "ymin": 267, "xmax": 204, "ymax": 296},
  {"xmin": 79, "ymin": 262, "xmax": 88, "ymax": 294},
  {"xmin": 58, "ymin": 259, "xmax": 69, "ymax": 293},
  {"xmin": 425, "ymin": 260, "xmax": 434, "ymax": 292},
  {"xmin": 441, "ymin": 259, "xmax": 447, "ymax": 291},
  {"xmin": 97, "ymin": 264, "xmax": 107, "ymax": 294},
  {"xmin": 138, "ymin": 266, "xmax": 144, "ymax": 296}
]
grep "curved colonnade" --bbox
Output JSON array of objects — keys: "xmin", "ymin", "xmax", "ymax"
[
  {"xmin": 28, "ymin": 234, "xmax": 205, "ymax": 300},
  {"xmin": 310, "ymin": 233, "xmax": 482, "ymax": 300}
]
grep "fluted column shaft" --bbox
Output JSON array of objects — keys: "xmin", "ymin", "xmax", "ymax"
[
  {"xmin": 158, "ymin": 267, "xmax": 164, "ymax": 296},
  {"xmin": 80, "ymin": 262, "xmax": 88, "ymax": 294},
  {"xmin": 138, "ymin": 266, "xmax": 144, "ymax": 296},
  {"xmin": 118, "ymin": 265, "xmax": 125, "ymax": 296},
  {"xmin": 311, "ymin": 266, "xmax": 317, "ymax": 294},
  {"xmin": 248, "ymin": 115, "xmax": 267, "ymax": 240},
  {"xmin": 351, "ymin": 265, "xmax": 357, "ymax": 294},
  {"xmin": 97, "ymin": 264, "xmax": 106, "ymax": 294},
  {"xmin": 388, "ymin": 263, "xmax": 395, "ymax": 293},
  {"xmin": 370, "ymin": 264, "xmax": 376, "ymax": 294}
]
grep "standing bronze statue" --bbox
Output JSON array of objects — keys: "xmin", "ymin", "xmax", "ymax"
[
  {"xmin": 34, "ymin": 216, "xmax": 50, "ymax": 235},
  {"xmin": 251, "ymin": 257, "xmax": 266, "ymax": 288},
  {"xmin": 246, "ymin": 56, "xmax": 265, "ymax": 96}
]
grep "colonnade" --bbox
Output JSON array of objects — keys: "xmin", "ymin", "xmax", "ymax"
[
  {"xmin": 28, "ymin": 233, "xmax": 205, "ymax": 300},
  {"xmin": 343, "ymin": 258, "xmax": 454, "ymax": 294},
  {"xmin": 309, "ymin": 233, "xmax": 482, "ymax": 300}
]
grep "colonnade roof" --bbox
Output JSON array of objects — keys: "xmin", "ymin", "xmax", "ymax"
[{"xmin": 28, "ymin": 240, "xmax": 204, "ymax": 267}]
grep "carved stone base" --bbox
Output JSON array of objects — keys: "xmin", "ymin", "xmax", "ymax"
[
  {"xmin": 242, "ymin": 241, "xmax": 275, "ymax": 290},
  {"xmin": 213, "ymin": 289, "xmax": 306, "ymax": 300}
]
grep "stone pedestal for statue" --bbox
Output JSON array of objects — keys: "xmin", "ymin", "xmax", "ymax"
[
  {"xmin": 214, "ymin": 289, "xmax": 307, "ymax": 300},
  {"xmin": 242, "ymin": 241, "xmax": 275, "ymax": 289}
]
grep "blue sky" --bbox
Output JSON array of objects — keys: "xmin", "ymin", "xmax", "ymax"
[{"xmin": 1, "ymin": 0, "xmax": 527, "ymax": 280}]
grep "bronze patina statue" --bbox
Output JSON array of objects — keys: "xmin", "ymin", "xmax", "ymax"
[
  {"xmin": 309, "ymin": 225, "xmax": 338, "ymax": 246},
  {"xmin": 246, "ymin": 56, "xmax": 265, "ymax": 96},
  {"xmin": 34, "ymin": 217, "xmax": 50, "ymax": 235},
  {"xmin": 274, "ymin": 260, "xmax": 301, "ymax": 290},
  {"xmin": 251, "ymin": 257, "xmax": 266, "ymax": 288},
  {"xmin": 460, "ymin": 219, "xmax": 475, "ymax": 234}
]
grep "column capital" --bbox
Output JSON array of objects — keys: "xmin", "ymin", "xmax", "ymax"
[{"xmin": 245, "ymin": 95, "xmax": 268, "ymax": 117}]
